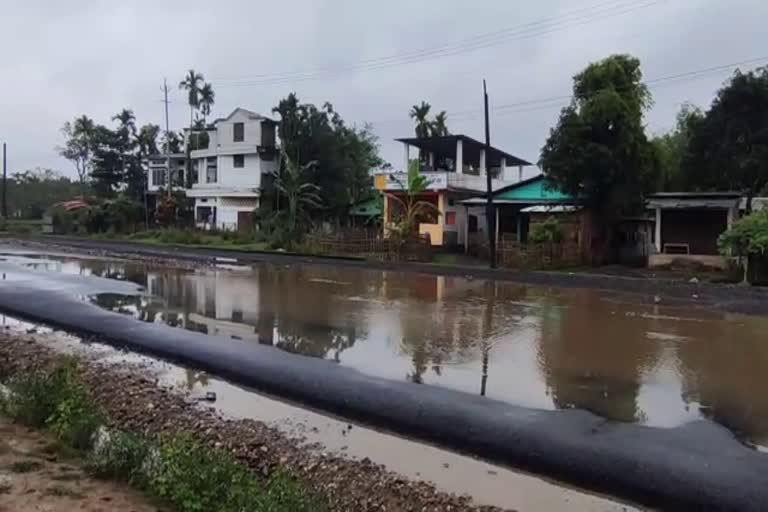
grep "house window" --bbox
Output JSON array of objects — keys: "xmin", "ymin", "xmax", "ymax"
[
  {"xmin": 206, "ymin": 158, "xmax": 217, "ymax": 183},
  {"xmin": 233, "ymin": 122, "xmax": 244, "ymax": 142},
  {"xmin": 233, "ymin": 154, "xmax": 245, "ymax": 168},
  {"xmin": 152, "ymin": 169, "xmax": 167, "ymax": 186},
  {"xmin": 445, "ymin": 212, "xmax": 457, "ymax": 225}
]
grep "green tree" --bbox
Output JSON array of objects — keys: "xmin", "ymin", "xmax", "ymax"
[
  {"xmin": 58, "ymin": 115, "xmax": 96, "ymax": 189},
  {"xmin": 272, "ymin": 93, "xmax": 383, "ymax": 218},
  {"xmin": 179, "ymin": 69, "xmax": 205, "ymax": 188},
  {"xmin": 719, "ymin": 209, "xmax": 768, "ymax": 283},
  {"xmin": 384, "ymin": 171, "xmax": 439, "ymax": 240},
  {"xmin": 683, "ymin": 67, "xmax": 768, "ymax": 212},
  {"xmin": 431, "ymin": 111, "xmax": 449, "ymax": 136},
  {"xmin": 6, "ymin": 168, "xmax": 82, "ymax": 219},
  {"xmin": 409, "ymin": 101, "xmax": 432, "ymax": 138},
  {"xmin": 199, "ymin": 82, "xmax": 215, "ymax": 122},
  {"xmin": 274, "ymin": 150, "xmax": 323, "ymax": 236},
  {"xmin": 161, "ymin": 131, "xmax": 183, "ymax": 154},
  {"xmin": 650, "ymin": 104, "xmax": 703, "ymax": 191},
  {"xmin": 137, "ymin": 124, "xmax": 160, "ymax": 158},
  {"xmin": 540, "ymin": 54, "xmax": 658, "ymax": 261}
]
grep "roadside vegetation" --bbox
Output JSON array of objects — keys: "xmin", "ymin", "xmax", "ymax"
[{"xmin": 0, "ymin": 356, "xmax": 325, "ymax": 512}]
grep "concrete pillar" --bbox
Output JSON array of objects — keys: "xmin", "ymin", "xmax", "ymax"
[
  {"xmin": 403, "ymin": 144, "xmax": 410, "ymax": 174},
  {"xmin": 480, "ymin": 149, "xmax": 487, "ymax": 177},
  {"xmin": 500, "ymin": 157, "xmax": 507, "ymax": 181},
  {"xmin": 516, "ymin": 215, "xmax": 523, "ymax": 243},
  {"xmin": 655, "ymin": 207, "xmax": 662, "ymax": 253},
  {"xmin": 429, "ymin": 152, "xmax": 435, "ymax": 170},
  {"xmin": 518, "ymin": 165, "xmax": 523, "ymax": 183},
  {"xmin": 382, "ymin": 193, "xmax": 390, "ymax": 238},
  {"xmin": 464, "ymin": 206, "xmax": 470, "ymax": 254},
  {"xmin": 456, "ymin": 139, "xmax": 464, "ymax": 175},
  {"xmin": 727, "ymin": 206, "xmax": 736, "ymax": 229}
]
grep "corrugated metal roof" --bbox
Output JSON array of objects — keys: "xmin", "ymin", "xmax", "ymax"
[{"xmin": 520, "ymin": 205, "xmax": 582, "ymax": 213}]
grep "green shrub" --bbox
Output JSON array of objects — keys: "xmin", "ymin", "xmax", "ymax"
[
  {"xmin": 529, "ymin": 216, "xmax": 564, "ymax": 244},
  {"xmin": 87, "ymin": 430, "xmax": 150, "ymax": 487}
]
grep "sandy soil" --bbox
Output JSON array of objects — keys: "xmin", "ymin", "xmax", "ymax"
[{"xmin": 0, "ymin": 417, "xmax": 161, "ymax": 512}]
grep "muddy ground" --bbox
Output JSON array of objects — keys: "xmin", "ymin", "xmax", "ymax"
[
  {"xmin": 0, "ymin": 417, "xmax": 161, "ymax": 512},
  {"xmin": 8, "ymin": 235, "xmax": 768, "ymax": 316}
]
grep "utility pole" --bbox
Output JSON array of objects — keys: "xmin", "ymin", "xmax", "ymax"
[
  {"xmin": 2, "ymin": 143, "xmax": 7, "ymax": 219},
  {"xmin": 162, "ymin": 79, "xmax": 172, "ymax": 199},
  {"xmin": 484, "ymin": 80, "xmax": 496, "ymax": 269}
]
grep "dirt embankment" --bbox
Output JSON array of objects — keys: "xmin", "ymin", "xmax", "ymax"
[
  {"xmin": 0, "ymin": 332, "xmax": 506, "ymax": 512},
  {"xmin": 0, "ymin": 418, "xmax": 161, "ymax": 512}
]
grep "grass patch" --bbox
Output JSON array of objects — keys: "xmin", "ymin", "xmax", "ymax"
[
  {"xmin": 0, "ymin": 358, "xmax": 327, "ymax": 512},
  {"xmin": 7, "ymin": 460, "xmax": 43, "ymax": 473},
  {"xmin": 43, "ymin": 484, "xmax": 85, "ymax": 499}
]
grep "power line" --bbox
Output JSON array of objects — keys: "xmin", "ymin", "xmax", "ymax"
[
  {"xmin": 215, "ymin": 0, "xmax": 665, "ymax": 88},
  {"xmin": 369, "ymin": 56, "xmax": 768, "ymax": 127},
  {"xmin": 215, "ymin": 0, "xmax": 635, "ymax": 83}
]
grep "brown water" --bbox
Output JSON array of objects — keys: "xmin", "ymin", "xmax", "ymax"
[{"xmin": 7, "ymin": 250, "xmax": 768, "ymax": 447}]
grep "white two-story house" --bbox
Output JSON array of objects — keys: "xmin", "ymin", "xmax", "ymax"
[
  {"xmin": 185, "ymin": 108, "xmax": 278, "ymax": 231},
  {"xmin": 145, "ymin": 153, "xmax": 186, "ymax": 194}
]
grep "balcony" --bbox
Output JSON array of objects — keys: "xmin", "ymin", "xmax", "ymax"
[{"xmin": 375, "ymin": 171, "xmax": 512, "ymax": 194}]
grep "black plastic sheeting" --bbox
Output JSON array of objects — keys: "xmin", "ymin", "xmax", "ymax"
[{"xmin": 1, "ymin": 285, "xmax": 768, "ymax": 511}]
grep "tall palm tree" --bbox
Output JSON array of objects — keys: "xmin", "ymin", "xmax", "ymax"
[
  {"xmin": 179, "ymin": 69, "xmax": 205, "ymax": 125},
  {"xmin": 199, "ymin": 82, "xmax": 215, "ymax": 123},
  {"xmin": 112, "ymin": 109, "xmax": 137, "ymax": 138},
  {"xmin": 431, "ymin": 111, "xmax": 449, "ymax": 136},
  {"xmin": 409, "ymin": 101, "xmax": 432, "ymax": 139},
  {"xmin": 179, "ymin": 69, "xmax": 205, "ymax": 188}
]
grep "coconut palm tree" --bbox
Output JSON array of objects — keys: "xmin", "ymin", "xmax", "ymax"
[
  {"xmin": 432, "ymin": 111, "xmax": 449, "ymax": 136},
  {"xmin": 199, "ymin": 82, "xmax": 215, "ymax": 122},
  {"xmin": 409, "ymin": 101, "xmax": 432, "ymax": 139},
  {"xmin": 384, "ymin": 172, "xmax": 439, "ymax": 240}
]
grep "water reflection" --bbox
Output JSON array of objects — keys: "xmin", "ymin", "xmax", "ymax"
[{"xmin": 6, "ymin": 251, "xmax": 768, "ymax": 447}]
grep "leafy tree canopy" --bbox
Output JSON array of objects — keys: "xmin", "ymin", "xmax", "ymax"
[
  {"xmin": 682, "ymin": 66, "xmax": 768, "ymax": 210},
  {"xmin": 650, "ymin": 103, "xmax": 703, "ymax": 191},
  {"xmin": 272, "ymin": 93, "xmax": 384, "ymax": 217},
  {"xmin": 540, "ymin": 54, "xmax": 658, "ymax": 220},
  {"xmin": 6, "ymin": 168, "xmax": 82, "ymax": 219}
]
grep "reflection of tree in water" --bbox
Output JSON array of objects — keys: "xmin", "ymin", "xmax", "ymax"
[
  {"xmin": 536, "ymin": 290, "xmax": 659, "ymax": 423},
  {"xmin": 675, "ymin": 316, "xmax": 768, "ymax": 443},
  {"xmin": 276, "ymin": 321, "xmax": 358, "ymax": 361},
  {"xmin": 260, "ymin": 265, "xmax": 371, "ymax": 361}
]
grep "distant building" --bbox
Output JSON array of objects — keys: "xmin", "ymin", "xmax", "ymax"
[
  {"xmin": 375, "ymin": 134, "xmax": 532, "ymax": 247},
  {"xmin": 145, "ymin": 153, "xmax": 186, "ymax": 194},
  {"xmin": 186, "ymin": 108, "xmax": 278, "ymax": 231},
  {"xmin": 145, "ymin": 108, "xmax": 278, "ymax": 231}
]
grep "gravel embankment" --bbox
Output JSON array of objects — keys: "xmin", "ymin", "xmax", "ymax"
[{"xmin": 0, "ymin": 332, "xmax": 506, "ymax": 512}]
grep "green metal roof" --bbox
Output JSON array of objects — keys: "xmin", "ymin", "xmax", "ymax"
[
  {"xmin": 349, "ymin": 197, "xmax": 382, "ymax": 217},
  {"xmin": 493, "ymin": 175, "xmax": 571, "ymax": 202}
]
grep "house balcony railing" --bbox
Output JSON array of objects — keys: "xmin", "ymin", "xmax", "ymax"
[{"xmin": 375, "ymin": 171, "xmax": 512, "ymax": 193}]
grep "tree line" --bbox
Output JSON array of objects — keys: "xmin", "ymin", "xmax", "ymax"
[{"xmin": 540, "ymin": 54, "xmax": 768, "ymax": 258}]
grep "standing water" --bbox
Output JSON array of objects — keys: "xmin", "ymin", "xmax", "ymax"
[{"xmin": 5, "ymin": 249, "xmax": 768, "ymax": 449}]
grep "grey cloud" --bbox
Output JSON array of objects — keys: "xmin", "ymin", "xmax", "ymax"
[{"xmin": 1, "ymin": 0, "xmax": 766, "ymax": 176}]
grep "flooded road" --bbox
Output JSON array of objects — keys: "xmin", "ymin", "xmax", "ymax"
[{"xmin": 4, "ymin": 247, "xmax": 768, "ymax": 448}]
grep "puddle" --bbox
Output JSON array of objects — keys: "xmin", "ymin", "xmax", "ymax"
[
  {"xmin": 0, "ymin": 317, "xmax": 639, "ymax": 511},
  {"xmin": 2, "ymin": 245, "xmax": 768, "ymax": 448}
]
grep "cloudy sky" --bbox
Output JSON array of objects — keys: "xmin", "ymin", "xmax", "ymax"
[{"xmin": 2, "ymin": 0, "xmax": 766, "ymax": 178}]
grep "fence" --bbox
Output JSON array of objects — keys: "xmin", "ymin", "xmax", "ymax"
[
  {"xmin": 495, "ymin": 236, "xmax": 582, "ymax": 269},
  {"xmin": 305, "ymin": 231, "xmax": 432, "ymax": 262}
]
